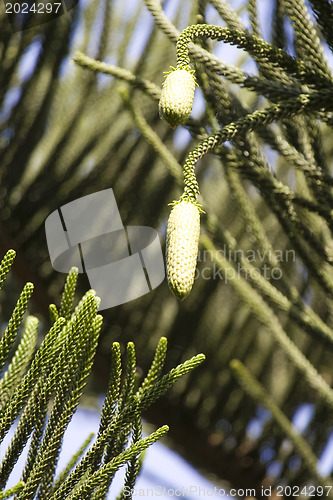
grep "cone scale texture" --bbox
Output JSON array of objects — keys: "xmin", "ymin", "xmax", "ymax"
[
  {"xmin": 159, "ymin": 69, "xmax": 196, "ymax": 127},
  {"xmin": 166, "ymin": 200, "xmax": 200, "ymax": 300}
]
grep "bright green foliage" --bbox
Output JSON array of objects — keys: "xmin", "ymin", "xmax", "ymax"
[
  {"xmin": 0, "ymin": 481, "xmax": 25, "ymax": 499},
  {"xmin": 52, "ymin": 433, "xmax": 95, "ymax": 491},
  {"xmin": 138, "ymin": 336, "xmax": 167, "ymax": 395},
  {"xmin": 0, "ymin": 256, "xmax": 205, "ymax": 499},
  {"xmin": 0, "ymin": 282, "xmax": 34, "ymax": 376},
  {"xmin": 0, "ymin": 251, "xmax": 16, "ymax": 292},
  {"xmin": 59, "ymin": 267, "xmax": 79, "ymax": 321},
  {"xmin": 0, "ymin": 315, "xmax": 38, "ymax": 411}
]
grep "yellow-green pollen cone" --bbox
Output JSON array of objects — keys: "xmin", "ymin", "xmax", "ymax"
[
  {"xmin": 166, "ymin": 200, "xmax": 200, "ymax": 300},
  {"xmin": 159, "ymin": 68, "xmax": 196, "ymax": 128}
]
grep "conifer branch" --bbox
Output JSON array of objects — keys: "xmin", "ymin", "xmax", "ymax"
[
  {"xmin": 52, "ymin": 433, "xmax": 95, "ymax": 491},
  {"xmin": 209, "ymin": 0, "xmax": 244, "ymax": 31},
  {"xmin": 49, "ymin": 351, "xmax": 205, "ymax": 499},
  {"xmin": 230, "ymin": 359, "xmax": 325, "ymax": 483},
  {"xmin": 138, "ymin": 336, "xmax": 168, "ymax": 395},
  {"xmin": 0, "ymin": 282, "xmax": 34, "ymax": 375},
  {"xmin": 2, "ymin": 0, "xmax": 333, "ymax": 491},
  {"xmin": 99, "ymin": 342, "xmax": 122, "ymax": 436},
  {"xmin": 205, "ymin": 212, "xmax": 333, "ymax": 346},
  {"xmin": 0, "ymin": 481, "xmax": 25, "ymax": 499},
  {"xmin": 271, "ymin": 0, "xmax": 286, "ymax": 48},
  {"xmin": 49, "ymin": 304, "xmax": 59, "ymax": 324},
  {"xmin": 0, "ymin": 316, "xmax": 38, "ymax": 410},
  {"xmin": 283, "ymin": 0, "xmax": 332, "ymax": 78},
  {"xmin": 20, "ymin": 315, "xmax": 103, "ymax": 500},
  {"xmin": 176, "ymin": 24, "xmax": 333, "ymax": 87},
  {"xmin": 309, "ymin": 0, "xmax": 333, "ymax": 52},
  {"xmin": 143, "ymin": 0, "xmax": 179, "ymax": 42},
  {"xmin": 121, "ymin": 406, "xmax": 143, "ymax": 499},
  {"xmin": 247, "ymin": 0, "xmax": 261, "ymax": 39},
  {"xmin": 59, "ymin": 267, "xmax": 79, "ymax": 321},
  {"xmin": 181, "ymin": 88, "xmax": 333, "ymax": 200},
  {"xmin": 66, "ymin": 426, "xmax": 169, "ymax": 500},
  {"xmin": 0, "ymin": 317, "xmax": 66, "ymax": 442},
  {"xmin": 143, "ymin": 0, "xmax": 254, "ymax": 84},
  {"xmin": 0, "ymin": 250, "xmax": 16, "ymax": 292},
  {"xmin": 73, "ymin": 52, "xmax": 161, "ymax": 101},
  {"xmin": 120, "ymin": 88, "xmax": 183, "ymax": 184},
  {"xmin": 0, "ymin": 259, "xmax": 203, "ymax": 500},
  {"xmin": 138, "ymin": 354, "xmax": 206, "ymax": 410},
  {"xmin": 201, "ymin": 235, "xmax": 333, "ymax": 409}
]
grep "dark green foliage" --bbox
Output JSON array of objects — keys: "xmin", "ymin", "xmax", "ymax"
[{"xmin": 309, "ymin": 0, "xmax": 333, "ymax": 52}]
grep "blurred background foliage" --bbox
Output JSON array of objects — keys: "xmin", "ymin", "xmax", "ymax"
[{"xmin": 1, "ymin": 0, "xmax": 333, "ymax": 495}]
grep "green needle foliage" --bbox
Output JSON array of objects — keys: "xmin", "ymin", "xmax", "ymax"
[
  {"xmin": 0, "ymin": 251, "xmax": 205, "ymax": 499},
  {"xmin": 72, "ymin": 0, "xmax": 333, "ymax": 490},
  {"xmin": 2, "ymin": 0, "xmax": 333, "ymax": 493}
]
